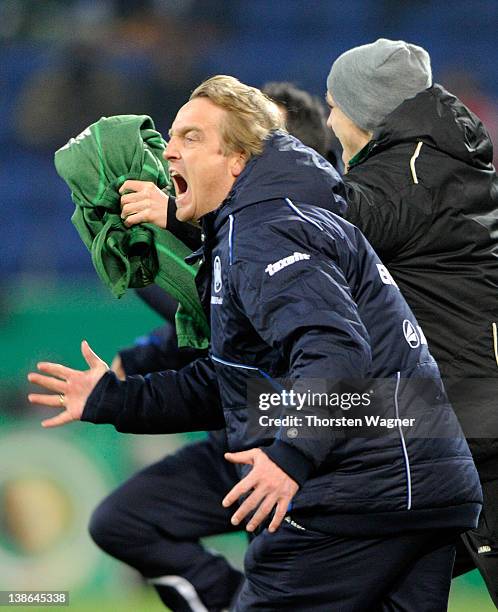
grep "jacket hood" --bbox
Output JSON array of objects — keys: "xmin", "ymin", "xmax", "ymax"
[
  {"xmin": 371, "ymin": 84, "xmax": 493, "ymax": 169},
  {"xmin": 211, "ymin": 131, "xmax": 346, "ymax": 229}
]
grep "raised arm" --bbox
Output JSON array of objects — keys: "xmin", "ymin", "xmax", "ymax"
[{"xmin": 28, "ymin": 340, "xmax": 224, "ymax": 434}]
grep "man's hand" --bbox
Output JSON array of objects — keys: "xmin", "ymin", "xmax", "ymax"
[
  {"xmin": 222, "ymin": 448, "xmax": 299, "ymax": 533},
  {"xmin": 110, "ymin": 354, "xmax": 126, "ymax": 381},
  {"xmin": 27, "ymin": 340, "xmax": 109, "ymax": 428},
  {"xmin": 119, "ymin": 180, "xmax": 169, "ymax": 228}
]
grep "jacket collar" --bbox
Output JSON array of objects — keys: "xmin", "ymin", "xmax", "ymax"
[
  {"xmin": 355, "ymin": 84, "xmax": 493, "ymax": 169},
  {"xmin": 200, "ymin": 130, "xmax": 347, "ymax": 236}
]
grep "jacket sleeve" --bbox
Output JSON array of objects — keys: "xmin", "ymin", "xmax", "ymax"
[
  {"xmin": 343, "ymin": 175, "xmax": 433, "ymax": 263},
  {"xmin": 343, "ymin": 178, "xmax": 399, "ymax": 261},
  {"xmin": 81, "ymin": 356, "xmax": 225, "ymax": 434},
  {"xmin": 229, "ymin": 226, "xmax": 372, "ymax": 483},
  {"xmin": 134, "ymin": 285, "xmax": 179, "ymax": 321},
  {"xmin": 119, "ymin": 322, "xmax": 205, "ymax": 375}
]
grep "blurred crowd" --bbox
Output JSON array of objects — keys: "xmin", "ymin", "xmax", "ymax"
[{"xmin": 1, "ymin": 0, "xmax": 497, "ymax": 277}]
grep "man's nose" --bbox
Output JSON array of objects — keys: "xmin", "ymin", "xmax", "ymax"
[{"xmin": 164, "ymin": 138, "xmax": 179, "ymax": 161}]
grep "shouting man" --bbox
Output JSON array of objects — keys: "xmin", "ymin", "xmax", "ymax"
[{"xmin": 29, "ymin": 75, "xmax": 481, "ymax": 611}]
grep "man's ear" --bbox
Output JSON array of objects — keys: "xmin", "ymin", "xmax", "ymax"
[{"xmin": 231, "ymin": 152, "xmax": 247, "ymax": 177}]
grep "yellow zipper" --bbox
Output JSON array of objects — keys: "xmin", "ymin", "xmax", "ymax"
[{"xmin": 492, "ymin": 322, "xmax": 498, "ymax": 367}]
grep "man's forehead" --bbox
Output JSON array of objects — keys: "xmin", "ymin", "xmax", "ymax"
[{"xmin": 170, "ymin": 98, "xmax": 225, "ymax": 134}]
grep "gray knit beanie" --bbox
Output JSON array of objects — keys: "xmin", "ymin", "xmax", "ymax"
[{"xmin": 327, "ymin": 38, "xmax": 432, "ymax": 132}]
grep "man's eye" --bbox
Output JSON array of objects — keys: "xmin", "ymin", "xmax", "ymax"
[{"xmin": 185, "ymin": 135, "xmax": 197, "ymax": 143}]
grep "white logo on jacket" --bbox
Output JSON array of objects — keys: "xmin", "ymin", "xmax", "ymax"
[
  {"xmin": 213, "ymin": 256, "xmax": 222, "ymax": 293},
  {"xmin": 403, "ymin": 320, "xmax": 428, "ymax": 348},
  {"xmin": 265, "ymin": 252, "xmax": 310, "ymax": 276},
  {"xmin": 376, "ymin": 264, "xmax": 398, "ymax": 288}
]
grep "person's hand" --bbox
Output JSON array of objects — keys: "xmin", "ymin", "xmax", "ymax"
[
  {"xmin": 119, "ymin": 180, "xmax": 169, "ymax": 228},
  {"xmin": 222, "ymin": 448, "xmax": 299, "ymax": 533},
  {"xmin": 110, "ymin": 354, "xmax": 126, "ymax": 381},
  {"xmin": 27, "ymin": 340, "xmax": 109, "ymax": 428}
]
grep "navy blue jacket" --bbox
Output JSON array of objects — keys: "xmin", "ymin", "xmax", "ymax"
[{"xmin": 84, "ymin": 132, "xmax": 481, "ymax": 535}]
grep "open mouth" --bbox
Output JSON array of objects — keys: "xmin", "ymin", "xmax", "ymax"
[{"xmin": 170, "ymin": 171, "xmax": 189, "ymax": 199}]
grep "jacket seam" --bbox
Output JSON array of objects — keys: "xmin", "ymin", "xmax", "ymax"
[{"xmin": 394, "ymin": 370, "xmax": 412, "ymax": 510}]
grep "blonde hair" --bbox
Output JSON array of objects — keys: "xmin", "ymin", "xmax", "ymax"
[{"xmin": 190, "ymin": 75, "xmax": 285, "ymax": 158}]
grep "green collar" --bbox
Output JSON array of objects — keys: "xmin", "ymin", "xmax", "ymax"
[{"xmin": 348, "ymin": 140, "xmax": 375, "ymax": 169}]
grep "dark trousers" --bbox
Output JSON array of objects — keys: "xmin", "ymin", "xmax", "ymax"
[
  {"xmin": 89, "ymin": 434, "xmax": 495, "ymax": 610},
  {"xmin": 453, "ymin": 478, "xmax": 498, "ymax": 607},
  {"xmin": 236, "ymin": 522, "xmax": 458, "ymax": 611},
  {"xmin": 88, "ymin": 437, "xmax": 243, "ymax": 612}
]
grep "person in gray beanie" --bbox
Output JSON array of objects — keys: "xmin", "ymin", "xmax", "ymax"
[
  {"xmin": 327, "ymin": 38, "xmax": 498, "ymax": 606},
  {"xmin": 327, "ymin": 38, "xmax": 432, "ymax": 133}
]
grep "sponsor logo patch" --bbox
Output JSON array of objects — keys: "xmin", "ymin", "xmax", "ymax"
[
  {"xmin": 403, "ymin": 320, "xmax": 428, "ymax": 348},
  {"xmin": 213, "ymin": 256, "xmax": 222, "ymax": 293},
  {"xmin": 284, "ymin": 516, "xmax": 306, "ymax": 531},
  {"xmin": 265, "ymin": 252, "xmax": 310, "ymax": 277},
  {"xmin": 376, "ymin": 263, "xmax": 398, "ymax": 288}
]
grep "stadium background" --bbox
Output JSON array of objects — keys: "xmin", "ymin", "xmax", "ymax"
[{"xmin": 1, "ymin": 1, "xmax": 497, "ymax": 610}]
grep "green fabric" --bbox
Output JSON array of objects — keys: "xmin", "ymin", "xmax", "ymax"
[{"xmin": 54, "ymin": 114, "xmax": 209, "ymax": 349}]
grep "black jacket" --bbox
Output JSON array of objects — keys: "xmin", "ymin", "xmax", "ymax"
[
  {"xmin": 344, "ymin": 84, "xmax": 498, "ymax": 472},
  {"xmin": 83, "ymin": 132, "xmax": 481, "ymax": 535}
]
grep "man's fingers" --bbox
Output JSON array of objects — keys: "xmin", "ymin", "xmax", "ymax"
[
  {"xmin": 229, "ymin": 489, "xmax": 266, "ymax": 526},
  {"xmin": 123, "ymin": 211, "xmax": 148, "ymax": 227},
  {"xmin": 36, "ymin": 362, "xmax": 73, "ymax": 379},
  {"xmin": 119, "ymin": 179, "xmax": 151, "ymax": 194},
  {"xmin": 41, "ymin": 411, "xmax": 73, "ymax": 428},
  {"xmin": 81, "ymin": 340, "xmax": 104, "ymax": 369},
  {"xmin": 28, "ymin": 393, "xmax": 64, "ymax": 408},
  {"xmin": 27, "ymin": 372, "xmax": 66, "ymax": 394},
  {"xmin": 246, "ymin": 497, "xmax": 278, "ymax": 532},
  {"xmin": 121, "ymin": 202, "xmax": 145, "ymax": 219},
  {"xmin": 120, "ymin": 191, "xmax": 145, "ymax": 206},
  {"xmin": 110, "ymin": 355, "xmax": 126, "ymax": 381},
  {"xmin": 224, "ymin": 450, "xmax": 256, "ymax": 465},
  {"xmin": 222, "ymin": 474, "xmax": 255, "ymax": 508},
  {"xmin": 268, "ymin": 499, "xmax": 289, "ymax": 533}
]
